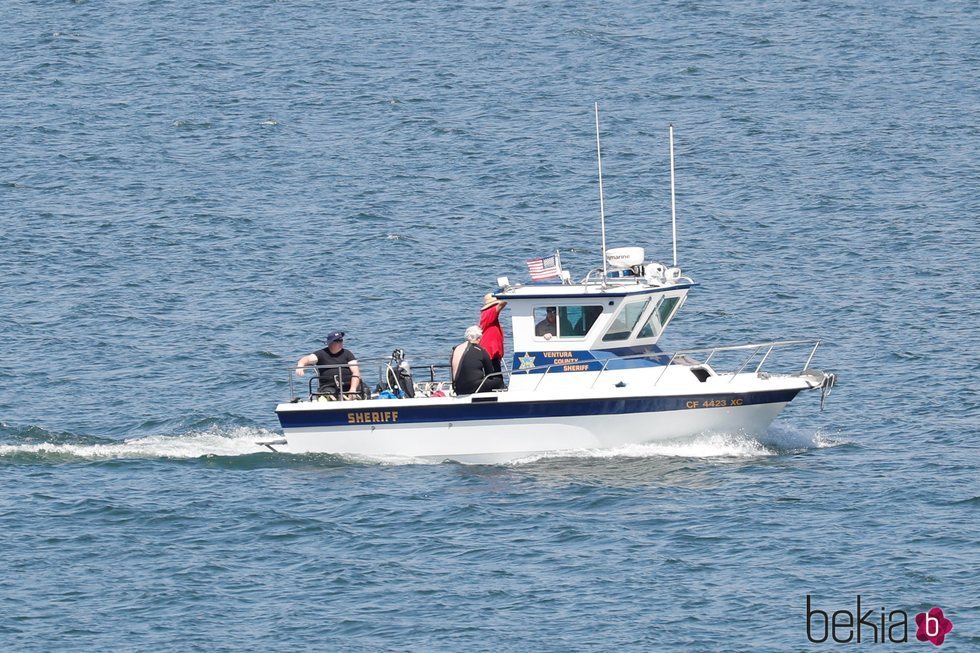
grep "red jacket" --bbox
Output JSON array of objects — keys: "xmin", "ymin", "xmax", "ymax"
[{"xmin": 479, "ymin": 305, "xmax": 505, "ymax": 360}]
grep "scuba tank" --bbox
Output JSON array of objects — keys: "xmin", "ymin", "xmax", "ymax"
[
  {"xmin": 390, "ymin": 348, "xmax": 415, "ymax": 398},
  {"xmin": 378, "ymin": 349, "xmax": 415, "ymax": 398}
]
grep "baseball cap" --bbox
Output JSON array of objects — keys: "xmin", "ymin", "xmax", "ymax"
[{"xmin": 324, "ymin": 331, "xmax": 345, "ymax": 344}]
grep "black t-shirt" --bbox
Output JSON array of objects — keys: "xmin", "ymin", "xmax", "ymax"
[{"xmin": 314, "ymin": 347, "xmax": 357, "ymax": 393}]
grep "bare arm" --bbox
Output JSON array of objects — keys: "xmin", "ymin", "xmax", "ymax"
[
  {"xmin": 295, "ymin": 353, "xmax": 317, "ymax": 376},
  {"xmin": 348, "ymin": 361, "xmax": 361, "ymax": 392}
]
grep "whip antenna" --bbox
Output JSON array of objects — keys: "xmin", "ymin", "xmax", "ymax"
[
  {"xmin": 669, "ymin": 123, "xmax": 678, "ymax": 266},
  {"xmin": 595, "ymin": 102, "xmax": 608, "ymax": 278}
]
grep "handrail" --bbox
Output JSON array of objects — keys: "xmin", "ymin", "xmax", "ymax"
[
  {"xmin": 288, "ymin": 358, "xmax": 507, "ymax": 402},
  {"xmin": 308, "ymin": 373, "xmax": 367, "ymax": 401},
  {"xmin": 292, "ymin": 362, "xmax": 384, "ymax": 402},
  {"xmin": 578, "ymin": 267, "xmax": 695, "ymax": 289},
  {"xmin": 512, "ymin": 339, "xmax": 822, "ymax": 390},
  {"xmin": 296, "ymin": 364, "xmax": 366, "ymax": 401},
  {"xmin": 652, "ymin": 352, "xmax": 680, "ymax": 387},
  {"xmin": 729, "ymin": 345, "xmax": 764, "ymax": 383},
  {"xmin": 285, "ymin": 341, "xmax": 820, "ymax": 400},
  {"xmin": 471, "ymin": 371, "xmax": 507, "ymax": 395},
  {"xmin": 754, "ymin": 344, "xmax": 775, "ymax": 374},
  {"xmin": 802, "ymin": 341, "xmax": 820, "ymax": 373}
]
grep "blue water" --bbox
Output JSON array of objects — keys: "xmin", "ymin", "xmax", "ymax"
[{"xmin": 2, "ymin": 1, "xmax": 978, "ymax": 650}]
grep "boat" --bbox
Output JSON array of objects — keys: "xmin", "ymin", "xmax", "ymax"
[{"xmin": 263, "ymin": 115, "xmax": 836, "ymax": 463}]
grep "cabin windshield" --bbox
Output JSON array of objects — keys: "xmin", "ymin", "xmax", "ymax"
[
  {"xmin": 637, "ymin": 296, "xmax": 681, "ymax": 338},
  {"xmin": 602, "ymin": 299, "xmax": 651, "ymax": 342},
  {"xmin": 533, "ymin": 305, "xmax": 603, "ymax": 339}
]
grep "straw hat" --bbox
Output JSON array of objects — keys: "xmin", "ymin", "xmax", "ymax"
[{"xmin": 481, "ymin": 293, "xmax": 503, "ymax": 310}]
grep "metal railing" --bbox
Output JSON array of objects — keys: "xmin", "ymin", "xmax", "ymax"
[
  {"xmin": 471, "ymin": 371, "xmax": 507, "ymax": 395},
  {"xmin": 652, "ymin": 339, "xmax": 820, "ymax": 387},
  {"xmin": 289, "ymin": 364, "xmax": 366, "ymax": 402},
  {"xmin": 286, "ymin": 341, "xmax": 824, "ymax": 400},
  {"xmin": 579, "ymin": 267, "xmax": 695, "ymax": 289},
  {"xmin": 287, "ymin": 359, "xmax": 511, "ymax": 401},
  {"xmin": 508, "ymin": 339, "xmax": 822, "ymax": 391}
]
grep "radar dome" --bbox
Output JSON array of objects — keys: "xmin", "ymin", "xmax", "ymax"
[{"xmin": 605, "ymin": 247, "xmax": 645, "ymax": 269}]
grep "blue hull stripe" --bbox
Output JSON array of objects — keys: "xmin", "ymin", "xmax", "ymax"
[{"xmin": 277, "ymin": 388, "xmax": 802, "ymax": 429}]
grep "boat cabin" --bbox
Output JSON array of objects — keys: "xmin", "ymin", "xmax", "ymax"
[{"xmin": 495, "ymin": 248, "xmax": 695, "ymax": 381}]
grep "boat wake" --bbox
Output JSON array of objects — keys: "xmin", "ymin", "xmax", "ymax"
[
  {"xmin": 509, "ymin": 424, "xmax": 846, "ymax": 465},
  {"xmin": 0, "ymin": 426, "xmax": 272, "ymax": 463},
  {"xmin": 0, "ymin": 423, "xmax": 845, "ymax": 467},
  {"xmin": 0, "ymin": 424, "xmax": 440, "ymax": 467}
]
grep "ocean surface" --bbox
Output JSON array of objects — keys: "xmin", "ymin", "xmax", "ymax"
[{"xmin": 2, "ymin": 1, "xmax": 978, "ymax": 650}]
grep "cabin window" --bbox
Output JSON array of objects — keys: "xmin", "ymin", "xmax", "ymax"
[
  {"xmin": 657, "ymin": 296, "xmax": 680, "ymax": 325},
  {"xmin": 638, "ymin": 295, "xmax": 681, "ymax": 338},
  {"xmin": 602, "ymin": 299, "xmax": 651, "ymax": 342},
  {"xmin": 534, "ymin": 305, "xmax": 602, "ymax": 339}
]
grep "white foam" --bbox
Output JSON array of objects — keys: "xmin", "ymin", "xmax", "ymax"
[
  {"xmin": 755, "ymin": 423, "xmax": 845, "ymax": 451},
  {"xmin": 510, "ymin": 428, "xmax": 844, "ymax": 465},
  {"xmin": 0, "ymin": 427, "xmax": 272, "ymax": 460},
  {"xmin": 508, "ymin": 434, "xmax": 769, "ymax": 465},
  {"xmin": 340, "ymin": 452, "xmax": 441, "ymax": 466}
]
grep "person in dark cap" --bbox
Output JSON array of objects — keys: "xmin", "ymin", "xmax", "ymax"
[{"xmin": 295, "ymin": 331, "xmax": 361, "ymax": 400}]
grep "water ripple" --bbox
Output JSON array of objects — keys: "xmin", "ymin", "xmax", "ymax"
[{"xmin": 1, "ymin": 0, "xmax": 977, "ymax": 650}]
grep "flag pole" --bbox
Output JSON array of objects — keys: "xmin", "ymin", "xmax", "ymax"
[
  {"xmin": 595, "ymin": 102, "xmax": 608, "ymax": 278},
  {"xmin": 669, "ymin": 123, "xmax": 678, "ymax": 267}
]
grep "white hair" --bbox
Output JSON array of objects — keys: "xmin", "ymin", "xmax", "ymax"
[{"xmin": 465, "ymin": 325, "xmax": 483, "ymax": 342}]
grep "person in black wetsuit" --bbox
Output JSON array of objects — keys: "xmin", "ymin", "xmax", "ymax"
[
  {"xmin": 451, "ymin": 325, "xmax": 504, "ymax": 395},
  {"xmin": 294, "ymin": 330, "xmax": 361, "ymax": 400}
]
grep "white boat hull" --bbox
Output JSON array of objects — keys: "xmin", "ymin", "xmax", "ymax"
[{"xmin": 273, "ymin": 385, "xmax": 804, "ymax": 464}]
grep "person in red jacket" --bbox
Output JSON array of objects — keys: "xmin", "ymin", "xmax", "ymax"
[{"xmin": 478, "ymin": 292, "xmax": 508, "ymax": 375}]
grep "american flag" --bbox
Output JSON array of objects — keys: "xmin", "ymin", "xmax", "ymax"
[{"xmin": 526, "ymin": 254, "xmax": 561, "ymax": 281}]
